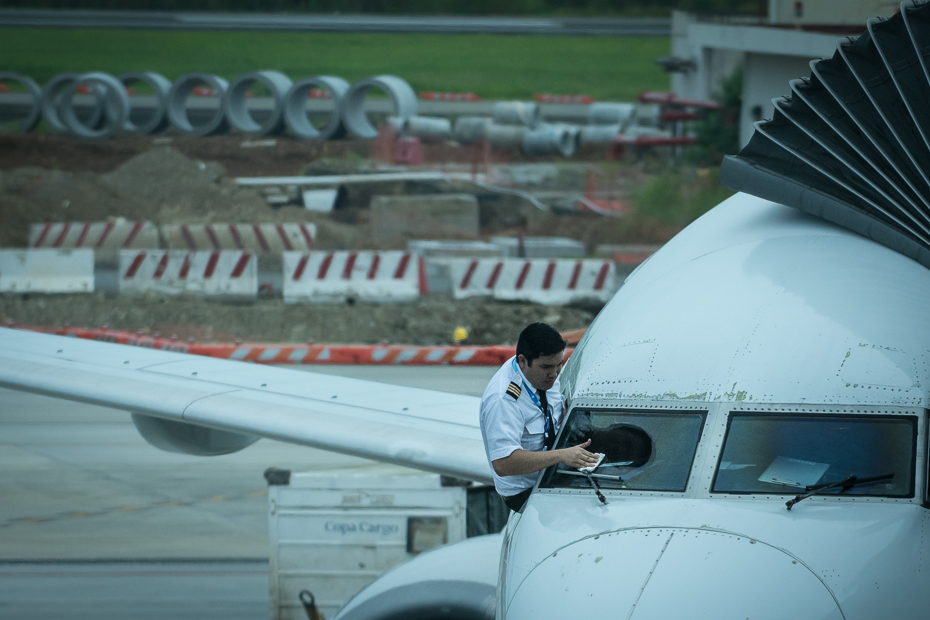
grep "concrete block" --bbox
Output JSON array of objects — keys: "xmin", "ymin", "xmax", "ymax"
[
  {"xmin": 370, "ymin": 194, "xmax": 479, "ymax": 241},
  {"xmin": 490, "ymin": 236, "xmax": 585, "ymax": 259},
  {"xmin": 0, "ymin": 249, "xmax": 94, "ymax": 294},
  {"xmin": 406, "ymin": 240, "xmax": 504, "ymax": 258}
]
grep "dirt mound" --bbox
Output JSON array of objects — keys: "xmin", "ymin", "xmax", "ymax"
[
  {"xmin": 0, "ymin": 167, "xmax": 153, "ymax": 247},
  {"xmin": 0, "ymin": 146, "xmax": 377, "ymax": 248}
]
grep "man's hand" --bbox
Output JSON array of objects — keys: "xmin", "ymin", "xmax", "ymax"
[
  {"xmin": 492, "ymin": 438, "xmax": 599, "ymax": 477},
  {"xmin": 557, "ymin": 439, "xmax": 600, "ymax": 469}
]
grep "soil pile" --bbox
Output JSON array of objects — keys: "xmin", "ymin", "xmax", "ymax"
[
  {"xmin": 0, "ymin": 133, "xmax": 648, "ymax": 344},
  {"xmin": 0, "ymin": 146, "xmax": 369, "ymax": 248}
]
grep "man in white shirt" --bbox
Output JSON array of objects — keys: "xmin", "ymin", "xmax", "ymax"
[{"xmin": 479, "ymin": 322, "xmax": 599, "ymax": 512}]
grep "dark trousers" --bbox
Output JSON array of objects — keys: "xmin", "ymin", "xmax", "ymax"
[{"xmin": 501, "ymin": 487, "xmax": 532, "ymax": 513}]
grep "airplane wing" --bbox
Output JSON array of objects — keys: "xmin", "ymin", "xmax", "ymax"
[{"xmin": 0, "ymin": 327, "xmax": 491, "ymax": 484}]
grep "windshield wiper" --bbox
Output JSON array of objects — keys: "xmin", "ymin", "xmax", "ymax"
[
  {"xmin": 559, "ymin": 469, "xmax": 611, "ymax": 504},
  {"xmin": 583, "ymin": 470, "xmax": 609, "ymax": 505},
  {"xmin": 785, "ymin": 473, "xmax": 894, "ymax": 511}
]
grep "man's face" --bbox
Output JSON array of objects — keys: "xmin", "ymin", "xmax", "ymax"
[{"xmin": 518, "ymin": 351, "xmax": 564, "ymax": 392}]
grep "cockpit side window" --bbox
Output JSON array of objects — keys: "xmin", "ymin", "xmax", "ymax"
[
  {"xmin": 712, "ymin": 413, "xmax": 916, "ymax": 498},
  {"xmin": 539, "ymin": 408, "xmax": 706, "ymax": 492}
]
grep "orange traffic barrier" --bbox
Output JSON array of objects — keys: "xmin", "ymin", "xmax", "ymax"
[{"xmin": 25, "ymin": 326, "xmax": 577, "ymax": 366}]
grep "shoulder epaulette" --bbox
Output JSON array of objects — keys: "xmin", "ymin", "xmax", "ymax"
[{"xmin": 505, "ymin": 381, "xmax": 521, "ymax": 400}]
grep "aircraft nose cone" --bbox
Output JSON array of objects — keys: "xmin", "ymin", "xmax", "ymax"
[{"xmin": 507, "ymin": 528, "xmax": 843, "ymax": 619}]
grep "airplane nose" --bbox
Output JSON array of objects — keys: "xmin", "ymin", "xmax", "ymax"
[{"xmin": 506, "ymin": 528, "xmax": 843, "ymax": 619}]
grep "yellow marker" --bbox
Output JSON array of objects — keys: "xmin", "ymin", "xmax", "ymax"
[{"xmin": 453, "ymin": 327, "xmax": 468, "ymax": 342}]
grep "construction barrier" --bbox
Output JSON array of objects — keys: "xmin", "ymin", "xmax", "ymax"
[
  {"xmin": 197, "ymin": 342, "xmax": 518, "ymax": 365},
  {"xmin": 30, "ymin": 326, "xmax": 566, "ymax": 366},
  {"xmin": 0, "ymin": 249, "xmax": 94, "ymax": 294},
  {"xmin": 419, "ymin": 91, "xmax": 481, "ymax": 101},
  {"xmin": 534, "ymin": 94, "xmax": 594, "ymax": 104},
  {"xmin": 30, "ymin": 221, "xmax": 159, "ymax": 250},
  {"xmin": 162, "ymin": 223, "xmax": 316, "ymax": 252},
  {"xmin": 283, "ymin": 251, "xmax": 427, "ymax": 304},
  {"xmin": 118, "ymin": 250, "xmax": 258, "ymax": 297},
  {"xmin": 448, "ymin": 257, "xmax": 617, "ymax": 305}
]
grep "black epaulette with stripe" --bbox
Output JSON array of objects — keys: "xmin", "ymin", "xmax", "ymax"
[{"xmin": 505, "ymin": 381, "xmax": 521, "ymax": 400}]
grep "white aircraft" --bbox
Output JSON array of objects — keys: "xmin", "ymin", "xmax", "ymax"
[{"xmin": 4, "ymin": 4, "xmax": 930, "ymax": 618}]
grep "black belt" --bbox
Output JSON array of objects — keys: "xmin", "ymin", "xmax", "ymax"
[{"xmin": 501, "ymin": 487, "xmax": 532, "ymax": 512}]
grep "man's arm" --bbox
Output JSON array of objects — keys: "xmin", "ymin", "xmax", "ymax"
[{"xmin": 492, "ymin": 439, "xmax": 598, "ymax": 477}]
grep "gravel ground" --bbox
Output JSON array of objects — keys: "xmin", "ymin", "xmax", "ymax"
[{"xmin": 0, "ymin": 293, "xmax": 599, "ymax": 346}]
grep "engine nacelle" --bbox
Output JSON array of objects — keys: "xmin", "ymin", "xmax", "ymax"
[
  {"xmin": 332, "ymin": 533, "xmax": 502, "ymax": 620},
  {"xmin": 131, "ymin": 413, "xmax": 259, "ymax": 456}
]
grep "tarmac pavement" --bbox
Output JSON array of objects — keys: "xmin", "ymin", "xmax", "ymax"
[{"xmin": 0, "ymin": 363, "xmax": 497, "ymax": 619}]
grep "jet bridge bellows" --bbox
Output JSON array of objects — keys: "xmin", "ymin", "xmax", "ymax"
[{"xmin": 720, "ymin": 1, "xmax": 930, "ymax": 270}]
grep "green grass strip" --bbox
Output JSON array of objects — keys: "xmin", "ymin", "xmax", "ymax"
[{"xmin": 0, "ymin": 28, "xmax": 670, "ymax": 101}]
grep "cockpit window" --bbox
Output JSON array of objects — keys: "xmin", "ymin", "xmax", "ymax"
[
  {"xmin": 712, "ymin": 414, "xmax": 916, "ymax": 498},
  {"xmin": 540, "ymin": 409, "xmax": 706, "ymax": 492}
]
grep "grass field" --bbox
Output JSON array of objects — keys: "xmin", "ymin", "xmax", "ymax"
[{"xmin": 0, "ymin": 28, "xmax": 670, "ymax": 101}]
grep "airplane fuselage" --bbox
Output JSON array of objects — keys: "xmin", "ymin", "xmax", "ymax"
[{"xmin": 498, "ymin": 193, "xmax": 930, "ymax": 619}]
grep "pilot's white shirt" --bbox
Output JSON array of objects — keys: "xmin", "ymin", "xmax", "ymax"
[{"xmin": 479, "ymin": 355, "xmax": 565, "ymax": 497}]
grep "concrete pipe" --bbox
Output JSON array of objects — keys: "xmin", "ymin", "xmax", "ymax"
[
  {"xmin": 117, "ymin": 71, "xmax": 172, "ymax": 134},
  {"xmin": 0, "ymin": 72, "xmax": 42, "ymax": 132},
  {"xmin": 385, "ymin": 116, "xmax": 407, "ymax": 131},
  {"xmin": 579, "ymin": 124, "xmax": 621, "ymax": 144},
  {"xmin": 522, "ymin": 124, "xmax": 579, "ymax": 157},
  {"xmin": 492, "ymin": 101, "xmax": 541, "ymax": 128},
  {"xmin": 341, "ymin": 75, "xmax": 418, "ymax": 139},
  {"xmin": 225, "ymin": 70, "xmax": 292, "ymax": 135},
  {"xmin": 167, "ymin": 73, "xmax": 229, "ymax": 136},
  {"xmin": 60, "ymin": 72, "xmax": 129, "ymax": 138},
  {"xmin": 404, "ymin": 115, "xmax": 451, "ymax": 142},
  {"xmin": 562, "ymin": 124, "xmax": 581, "ymax": 155},
  {"xmin": 283, "ymin": 75, "xmax": 350, "ymax": 140},
  {"xmin": 485, "ymin": 122, "xmax": 528, "ymax": 148},
  {"xmin": 588, "ymin": 102, "xmax": 637, "ymax": 130},
  {"xmin": 453, "ymin": 116, "xmax": 490, "ymax": 145},
  {"xmin": 42, "ymin": 73, "xmax": 106, "ymax": 133}
]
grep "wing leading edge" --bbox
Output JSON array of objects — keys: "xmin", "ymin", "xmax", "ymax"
[{"xmin": 0, "ymin": 328, "xmax": 491, "ymax": 484}]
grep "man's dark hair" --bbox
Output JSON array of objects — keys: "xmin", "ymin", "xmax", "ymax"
[{"xmin": 516, "ymin": 322, "xmax": 566, "ymax": 365}]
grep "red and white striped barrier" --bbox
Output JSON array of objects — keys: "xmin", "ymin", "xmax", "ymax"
[
  {"xmin": 118, "ymin": 250, "xmax": 257, "ymax": 297},
  {"xmin": 29, "ymin": 326, "xmax": 577, "ymax": 366},
  {"xmin": 283, "ymin": 251, "xmax": 427, "ymax": 304},
  {"xmin": 638, "ymin": 91, "xmax": 720, "ymax": 109},
  {"xmin": 419, "ymin": 91, "xmax": 481, "ymax": 101},
  {"xmin": 30, "ymin": 221, "xmax": 158, "ymax": 250},
  {"xmin": 448, "ymin": 258, "xmax": 617, "ymax": 305},
  {"xmin": 0, "ymin": 249, "xmax": 94, "ymax": 294},
  {"xmin": 202, "ymin": 342, "xmax": 518, "ymax": 365},
  {"xmin": 162, "ymin": 223, "xmax": 316, "ymax": 253},
  {"xmin": 533, "ymin": 94, "xmax": 595, "ymax": 104}
]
